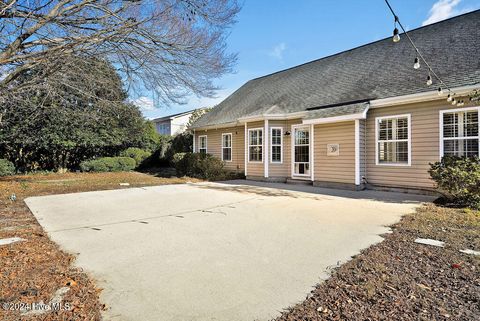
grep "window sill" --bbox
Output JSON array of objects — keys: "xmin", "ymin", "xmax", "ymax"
[{"xmin": 375, "ymin": 162, "xmax": 411, "ymax": 167}]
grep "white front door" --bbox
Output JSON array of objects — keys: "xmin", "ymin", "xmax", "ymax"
[{"xmin": 292, "ymin": 125, "xmax": 311, "ymax": 178}]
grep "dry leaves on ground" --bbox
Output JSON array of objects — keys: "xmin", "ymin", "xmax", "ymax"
[
  {"xmin": 275, "ymin": 204, "xmax": 480, "ymax": 321},
  {"xmin": 0, "ymin": 171, "xmax": 198, "ymax": 321}
]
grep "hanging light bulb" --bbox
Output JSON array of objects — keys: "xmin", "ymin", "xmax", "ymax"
[
  {"xmin": 393, "ymin": 27, "xmax": 400, "ymax": 42},
  {"xmin": 457, "ymin": 100, "xmax": 464, "ymax": 107},
  {"xmin": 414, "ymin": 57, "xmax": 420, "ymax": 69},
  {"xmin": 426, "ymin": 75, "xmax": 433, "ymax": 86},
  {"xmin": 447, "ymin": 94, "xmax": 452, "ymax": 102},
  {"xmin": 452, "ymin": 98, "xmax": 457, "ymax": 105},
  {"xmin": 437, "ymin": 87, "xmax": 443, "ymax": 95}
]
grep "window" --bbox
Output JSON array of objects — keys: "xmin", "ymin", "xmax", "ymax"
[
  {"xmin": 222, "ymin": 133, "xmax": 232, "ymax": 161},
  {"xmin": 156, "ymin": 123, "xmax": 170, "ymax": 135},
  {"xmin": 198, "ymin": 135, "xmax": 207, "ymax": 154},
  {"xmin": 271, "ymin": 128, "xmax": 283, "ymax": 163},
  {"xmin": 441, "ymin": 108, "xmax": 479, "ymax": 157},
  {"xmin": 376, "ymin": 114, "xmax": 411, "ymax": 165},
  {"xmin": 248, "ymin": 129, "xmax": 263, "ymax": 162}
]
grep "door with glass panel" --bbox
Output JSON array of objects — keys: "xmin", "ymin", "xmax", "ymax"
[{"xmin": 292, "ymin": 126, "xmax": 310, "ymax": 177}]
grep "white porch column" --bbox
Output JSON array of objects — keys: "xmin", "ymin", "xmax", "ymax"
[
  {"xmin": 354, "ymin": 119, "xmax": 360, "ymax": 186},
  {"xmin": 310, "ymin": 124, "xmax": 315, "ymax": 181},
  {"xmin": 192, "ymin": 129, "xmax": 196, "ymax": 152},
  {"xmin": 244, "ymin": 122, "xmax": 248, "ymax": 176},
  {"xmin": 264, "ymin": 119, "xmax": 269, "ymax": 178}
]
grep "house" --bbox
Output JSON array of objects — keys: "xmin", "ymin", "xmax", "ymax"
[
  {"xmin": 152, "ymin": 109, "xmax": 204, "ymax": 136},
  {"xmin": 190, "ymin": 11, "xmax": 480, "ymax": 193}
]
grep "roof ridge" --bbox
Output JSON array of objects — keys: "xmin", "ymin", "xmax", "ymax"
[{"xmin": 249, "ymin": 9, "xmax": 480, "ymax": 83}]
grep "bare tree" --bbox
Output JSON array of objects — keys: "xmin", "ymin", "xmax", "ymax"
[{"xmin": 0, "ymin": 0, "xmax": 239, "ymax": 105}]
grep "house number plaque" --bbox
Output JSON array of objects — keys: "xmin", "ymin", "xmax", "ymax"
[{"xmin": 327, "ymin": 144, "xmax": 340, "ymax": 156}]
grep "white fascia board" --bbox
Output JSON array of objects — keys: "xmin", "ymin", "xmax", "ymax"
[
  {"xmin": 191, "ymin": 121, "xmax": 239, "ymax": 131},
  {"xmin": 370, "ymin": 84, "xmax": 479, "ymax": 108},
  {"xmin": 238, "ymin": 111, "xmax": 307, "ymax": 122},
  {"xmin": 302, "ymin": 112, "xmax": 366, "ymax": 125}
]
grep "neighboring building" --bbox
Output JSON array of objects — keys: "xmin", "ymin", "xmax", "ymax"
[
  {"xmin": 190, "ymin": 11, "xmax": 480, "ymax": 193},
  {"xmin": 152, "ymin": 109, "xmax": 202, "ymax": 136}
]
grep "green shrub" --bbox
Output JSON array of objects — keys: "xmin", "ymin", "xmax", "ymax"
[
  {"xmin": 142, "ymin": 132, "xmax": 193, "ymax": 168},
  {"xmin": 119, "ymin": 148, "xmax": 151, "ymax": 167},
  {"xmin": 0, "ymin": 159, "xmax": 15, "ymax": 176},
  {"xmin": 429, "ymin": 156, "xmax": 480, "ymax": 209},
  {"xmin": 173, "ymin": 152, "xmax": 227, "ymax": 180},
  {"xmin": 80, "ymin": 157, "xmax": 136, "ymax": 172}
]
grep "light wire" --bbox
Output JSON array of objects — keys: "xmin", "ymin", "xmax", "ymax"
[{"xmin": 384, "ymin": 0, "xmax": 453, "ymax": 94}]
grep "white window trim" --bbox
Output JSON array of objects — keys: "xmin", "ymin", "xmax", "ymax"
[
  {"xmin": 270, "ymin": 127, "xmax": 283, "ymax": 164},
  {"xmin": 375, "ymin": 114, "xmax": 412, "ymax": 167},
  {"xmin": 291, "ymin": 124, "xmax": 312, "ymax": 178},
  {"xmin": 248, "ymin": 128, "xmax": 264, "ymax": 163},
  {"xmin": 221, "ymin": 133, "xmax": 233, "ymax": 162},
  {"xmin": 198, "ymin": 135, "xmax": 207, "ymax": 154},
  {"xmin": 439, "ymin": 106, "xmax": 480, "ymax": 160}
]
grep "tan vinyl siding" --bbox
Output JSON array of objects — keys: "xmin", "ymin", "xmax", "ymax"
[
  {"xmin": 365, "ymin": 98, "xmax": 474, "ymax": 189},
  {"xmin": 314, "ymin": 121, "xmax": 356, "ymax": 184},
  {"xmin": 246, "ymin": 121, "xmax": 265, "ymax": 177},
  {"xmin": 194, "ymin": 126, "xmax": 245, "ymax": 172},
  {"xmin": 268, "ymin": 119, "xmax": 302, "ymax": 178}
]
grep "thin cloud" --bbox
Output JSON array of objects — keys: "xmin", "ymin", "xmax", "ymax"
[
  {"xmin": 132, "ymin": 96, "xmax": 155, "ymax": 111},
  {"xmin": 422, "ymin": 0, "xmax": 466, "ymax": 26},
  {"xmin": 268, "ymin": 42, "xmax": 287, "ymax": 60}
]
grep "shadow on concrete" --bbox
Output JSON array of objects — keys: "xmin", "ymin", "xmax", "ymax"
[{"xmin": 193, "ymin": 179, "xmax": 436, "ymax": 204}]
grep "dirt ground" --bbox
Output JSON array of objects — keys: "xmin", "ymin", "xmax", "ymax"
[
  {"xmin": 275, "ymin": 204, "xmax": 480, "ymax": 321},
  {"xmin": 0, "ymin": 172, "xmax": 198, "ymax": 321}
]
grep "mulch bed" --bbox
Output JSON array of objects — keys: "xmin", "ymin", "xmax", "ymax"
[
  {"xmin": 0, "ymin": 172, "xmax": 197, "ymax": 321},
  {"xmin": 275, "ymin": 204, "xmax": 480, "ymax": 321}
]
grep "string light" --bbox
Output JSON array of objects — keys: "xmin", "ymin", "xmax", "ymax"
[
  {"xmin": 393, "ymin": 27, "xmax": 400, "ymax": 43},
  {"xmin": 414, "ymin": 57, "xmax": 420, "ymax": 69},
  {"xmin": 457, "ymin": 100, "xmax": 464, "ymax": 107},
  {"xmin": 437, "ymin": 87, "xmax": 443, "ymax": 95},
  {"xmin": 384, "ymin": 0, "xmax": 456, "ymax": 104},
  {"xmin": 426, "ymin": 75, "xmax": 432, "ymax": 86}
]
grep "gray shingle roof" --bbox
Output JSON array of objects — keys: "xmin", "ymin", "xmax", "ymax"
[
  {"xmin": 192, "ymin": 10, "xmax": 480, "ymax": 129},
  {"xmin": 304, "ymin": 102, "xmax": 369, "ymax": 120}
]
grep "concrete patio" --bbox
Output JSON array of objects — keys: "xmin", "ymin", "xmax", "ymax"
[{"xmin": 25, "ymin": 181, "xmax": 433, "ymax": 321}]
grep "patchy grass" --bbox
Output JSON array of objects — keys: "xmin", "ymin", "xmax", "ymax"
[
  {"xmin": 275, "ymin": 204, "xmax": 480, "ymax": 321},
  {"xmin": 0, "ymin": 172, "xmax": 198, "ymax": 321}
]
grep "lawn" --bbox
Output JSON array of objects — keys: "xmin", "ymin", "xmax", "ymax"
[
  {"xmin": 275, "ymin": 204, "xmax": 480, "ymax": 321},
  {"xmin": 0, "ymin": 172, "xmax": 198, "ymax": 321}
]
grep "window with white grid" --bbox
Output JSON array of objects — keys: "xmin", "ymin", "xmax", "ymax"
[
  {"xmin": 270, "ymin": 128, "xmax": 282, "ymax": 163},
  {"xmin": 248, "ymin": 129, "xmax": 263, "ymax": 162},
  {"xmin": 222, "ymin": 133, "xmax": 232, "ymax": 161},
  {"xmin": 441, "ymin": 108, "xmax": 479, "ymax": 158},
  {"xmin": 376, "ymin": 115, "xmax": 411, "ymax": 165},
  {"xmin": 198, "ymin": 135, "xmax": 207, "ymax": 154}
]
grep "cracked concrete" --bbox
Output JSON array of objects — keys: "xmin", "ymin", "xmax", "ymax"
[{"xmin": 25, "ymin": 182, "xmax": 431, "ymax": 321}]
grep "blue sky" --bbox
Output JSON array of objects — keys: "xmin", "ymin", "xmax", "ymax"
[{"xmin": 140, "ymin": 0, "xmax": 480, "ymax": 119}]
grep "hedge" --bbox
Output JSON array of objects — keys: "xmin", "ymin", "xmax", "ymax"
[
  {"xmin": 0, "ymin": 159, "xmax": 15, "ymax": 176},
  {"xmin": 173, "ymin": 152, "xmax": 227, "ymax": 180},
  {"xmin": 80, "ymin": 157, "xmax": 136, "ymax": 172},
  {"xmin": 119, "ymin": 148, "xmax": 151, "ymax": 167},
  {"xmin": 429, "ymin": 156, "xmax": 480, "ymax": 209}
]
